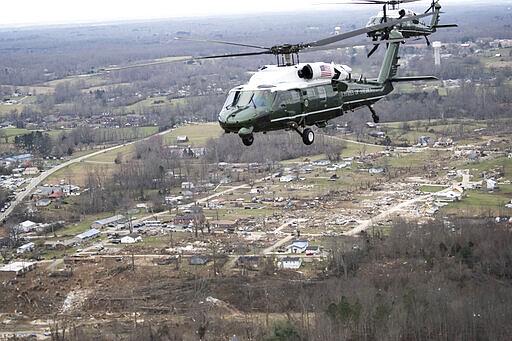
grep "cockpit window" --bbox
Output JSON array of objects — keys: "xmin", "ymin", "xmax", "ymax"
[
  {"xmin": 223, "ymin": 91, "xmax": 237, "ymax": 109},
  {"xmin": 224, "ymin": 90, "xmax": 274, "ymax": 109},
  {"xmin": 252, "ymin": 90, "xmax": 274, "ymax": 107}
]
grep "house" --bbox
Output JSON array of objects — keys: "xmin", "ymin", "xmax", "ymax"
[
  {"xmin": 91, "ymin": 215, "xmax": 125, "ymax": 229},
  {"xmin": 120, "ymin": 234, "xmax": 142, "ymax": 244},
  {"xmin": 177, "ymin": 135, "xmax": 189, "ymax": 143},
  {"xmin": 48, "ymin": 191, "xmax": 65, "ymax": 199},
  {"xmin": 63, "ymin": 238, "xmax": 80, "ymax": 248},
  {"xmin": 15, "ymin": 220, "xmax": 38, "ymax": 233},
  {"xmin": 280, "ymin": 256, "xmax": 302, "ymax": 269},
  {"xmin": 44, "ymin": 240, "xmax": 68, "ymax": 250},
  {"xmin": 280, "ymin": 175, "xmax": 296, "ymax": 183},
  {"xmin": 305, "ymin": 245, "xmax": 321, "ymax": 256},
  {"xmin": 189, "ymin": 255, "xmax": 209, "ymax": 265},
  {"xmin": 286, "ymin": 241, "xmax": 309, "ymax": 254},
  {"xmin": 4, "ymin": 153, "xmax": 33, "ymax": 165},
  {"xmin": 435, "ymin": 186, "xmax": 464, "ymax": 202},
  {"xmin": 16, "ymin": 242, "xmax": 35, "ymax": 254},
  {"xmin": 0, "ymin": 261, "xmax": 35, "ymax": 276},
  {"xmin": 36, "ymin": 199, "xmax": 52, "ymax": 207},
  {"xmin": 165, "ymin": 195, "xmax": 184, "ymax": 205},
  {"xmin": 22, "ymin": 167, "xmax": 39, "ymax": 175},
  {"xmin": 418, "ymin": 136, "xmax": 435, "ymax": 147},
  {"xmin": 482, "ymin": 179, "xmax": 497, "ymax": 191},
  {"xmin": 369, "ymin": 166, "xmax": 385, "ymax": 175},
  {"xmin": 76, "ymin": 228, "xmax": 101, "ymax": 241}
]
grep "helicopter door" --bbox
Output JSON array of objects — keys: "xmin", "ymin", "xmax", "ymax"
[{"xmin": 274, "ymin": 89, "xmax": 304, "ymax": 123}]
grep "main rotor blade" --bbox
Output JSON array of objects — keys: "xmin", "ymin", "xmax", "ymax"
[
  {"xmin": 195, "ymin": 51, "xmax": 272, "ymax": 59},
  {"xmin": 302, "ymin": 36, "xmax": 420, "ymax": 53},
  {"xmin": 101, "ymin": 50, "xmax": 273, "ymax": 72},
  {"xmin": 306, "ymin": 11, "xmax": 432, "ymax": 47},
  {"xmin": 103, "ymin": 56, "xmax": 193, "ymax": 71},
  {"xmin": 174, "ymin": 37, "xmax": 269, "ymax": 50}
]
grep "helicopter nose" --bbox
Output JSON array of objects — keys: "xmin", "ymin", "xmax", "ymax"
[{"xmin": 218, "ymin": 108, "xmax": 257, "ymax": 132}]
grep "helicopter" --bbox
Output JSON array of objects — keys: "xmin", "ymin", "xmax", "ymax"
[
  {"xmin": 355, "ymin": 0, "xmax": 458, "ymax": 56},
  {"xmin": 101, "ymin": 6, "xmax": 446, "ymax": 147},
  {"xmin": 170, "ymin": 8, "xmax": 441, "ymax": 147},
  {"xmin": 216, "ymin": 29, "xmax": 437, "ymax": 146}
]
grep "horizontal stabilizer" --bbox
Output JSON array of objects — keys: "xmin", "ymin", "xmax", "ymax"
[
  {"xmin": 434, "ymin": 24, "xmax": 458, "ymax": 28},
  {"xmin": 391, "ymin": 76, "xmax": 438, "ymax": 82}
]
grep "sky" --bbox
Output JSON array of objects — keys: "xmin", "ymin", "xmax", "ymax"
[
  {"xmin": 0, "ymin": 0, "xmax": 504, "ymax": 27},
  {"xmin": 0, "ymin": 0, "xmax": 310, "ymax": 26}
]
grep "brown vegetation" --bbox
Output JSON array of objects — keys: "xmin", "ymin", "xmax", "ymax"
[{"xmin": 2, "ymin": 219, "xmax": 512, "ymax": 340}]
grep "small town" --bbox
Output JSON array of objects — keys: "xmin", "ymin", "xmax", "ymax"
[{"xmin": 0, "ymin": 1, "xmax": 511, "ymax": 340}]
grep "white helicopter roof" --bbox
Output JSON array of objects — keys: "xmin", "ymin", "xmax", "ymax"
[
  {"xmin": 366, "ymin": 8, "xmax": 419, "ymax": 26},
  {"xmin": 377, "ymin": 8, "xmax": 417, "ymax": 18},
  {"xmin": 235, "ymin": 62, "xmax": 352, "ymax": 92}
]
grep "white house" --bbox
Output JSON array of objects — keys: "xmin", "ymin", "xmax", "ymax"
[
  {"xmin": 280, "ymin": 257, "xmax": 302, "ymax": 269},
  {"xmin": 286, "ymin": 241, "xmax": 308, "ymax": 254},
  {"xmin": 0, "ymin": 261, "xmax": 35, "ymax": 275},
  {"xmin": 279, "ymin": 175, "xmax": 296, "ymax": 183},
  {"xmin": 16, "ymin": 242, "xmax": 35, "ymax": 254},
  {"xmin": 177, "ymin": 136, "xmax": 189, "ymax": 143},
  {"xmin": 483, "ymin": 179, "xmax": 497, "ymax": 191},
  {"xmin": 435, "ymin": 186, "xmax": 464, "ymax": 202},
  {"xmin": 121, "ymin": 234, "xmax": 142, "ymax": 244},
  {"xmin": 16, "ymin": 220, "xmax": 38, "ymax": 233}
]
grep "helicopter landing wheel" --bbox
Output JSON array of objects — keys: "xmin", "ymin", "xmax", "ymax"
[
  {"xmin": 302, "ymin": 128, "xmax": 315, "ymax": 145},
  {"xmin": 241, "ymin": 135, "xmax": 254, "ymax": 146}
]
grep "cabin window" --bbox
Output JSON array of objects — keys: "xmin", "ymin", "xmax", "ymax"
[
  {"xmin": 317, "ymin": 87, "xmax": 327, "ymax": 101},
  {"xmin": 305, "ymin": 88, "xmax": 315, "ymax": 98},
  {"xmin": 275, "ymin": 90, "xmax": 300, "ymax": 107},
  {"xmin": 290, "ymin": 90, "xmax": 300, "ymax": 102}
]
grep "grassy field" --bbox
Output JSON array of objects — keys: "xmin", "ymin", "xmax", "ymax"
[
  {"xmin": 46, "ymin": 123, "xmax": 222, "ymax": 184},
  {"xmin": 442, "ymin": 184, "xmax": 512, "ymax": 217},
  {"xmin": 342, "ymin": 141, "xmax": 385, "ymax": 156},
  {"xmin": 164, "ymin": 123, "xmax": 223, "ymax": 145},
  {"xmin": 124, "ymin": 97, "xmax": 188, "ymax": 114},
  {"xmin": 463, "ymin": 156, "xmax": 512, "ymax": 179},
  {"xmin": 0, "ymin": 103, "xmax": 25, "ymax": 115},
  {"xmin": 380, "ymin": 149, "xmax": 447, "ymax": 168},
  {"xmin": 45, "ymin": 161, "xmax": 119, "ymax": 186}
]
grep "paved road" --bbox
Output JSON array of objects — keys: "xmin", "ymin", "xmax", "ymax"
[{"xmin": 0, "ymin": 129, "xmax": 173, "ymax": 223}]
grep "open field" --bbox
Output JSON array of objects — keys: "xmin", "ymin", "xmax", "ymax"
[
  {"xmin": 443, "ymin": 187, "xmax": 512, "ymax": 217},
  {"xmin": 164, "ymin": 122, "xmax": 224, "ymax": 145},
  {"xmin": 44, "ymin": 161, "xmax": 119, "ymax": 186}
]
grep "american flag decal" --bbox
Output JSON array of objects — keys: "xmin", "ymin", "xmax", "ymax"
[{"xmin": 320, "ymin": 64, "xmax": 332, "ymax": 77}]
